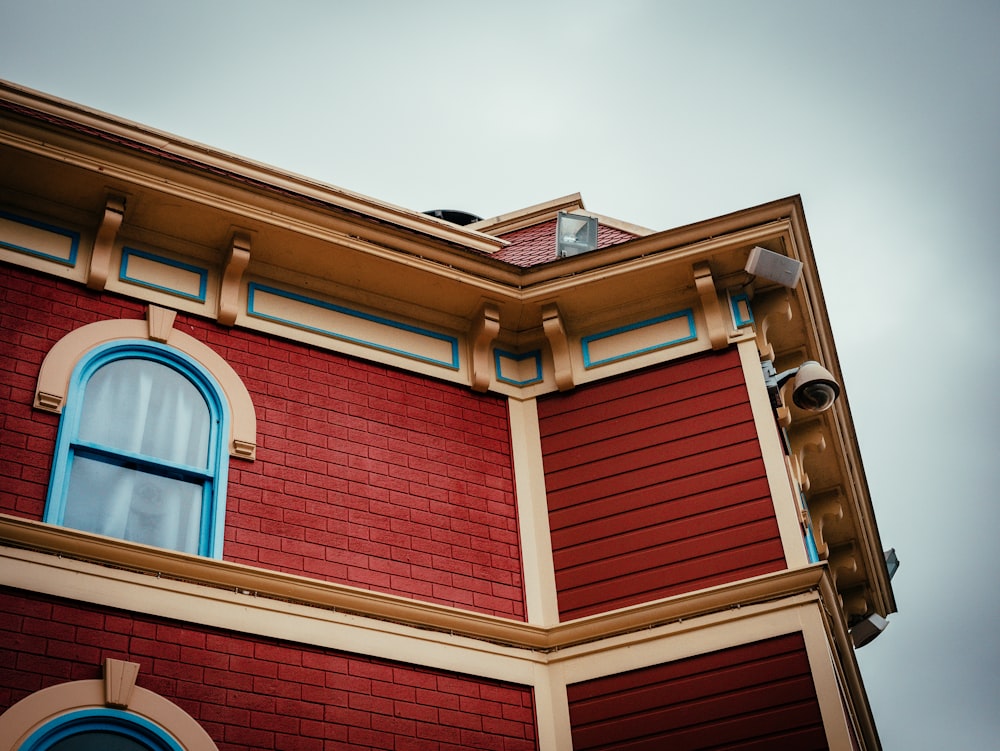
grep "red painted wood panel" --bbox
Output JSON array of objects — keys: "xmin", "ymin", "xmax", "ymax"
[
  {"xmin": 538, "ymin": 349, "xmax": 785, "ymax": 619},
  {"xmin": 567, "ymin": 633, "xmax": 828, "ymax": 750}
]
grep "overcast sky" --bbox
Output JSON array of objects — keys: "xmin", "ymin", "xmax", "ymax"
[{"xmin": 2, "ymin": 1, "xmax": 998, "ymax": 747}]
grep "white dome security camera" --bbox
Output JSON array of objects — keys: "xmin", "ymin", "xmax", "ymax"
[
  {"xmin": 790, "ymin": 361, "xmax": 841, "ymax": 413},
  {"xmin": 762, "ymin": 359, "xmax": 842, "ymax": 414}
]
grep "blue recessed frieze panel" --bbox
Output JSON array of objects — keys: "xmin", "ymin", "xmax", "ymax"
[
  {"xmin": 582, "ymin": 309, "xmax": 698, "ymax": 368},
  {"xmin": 494, "ymin": 349, "xmax": 544, "ymax": 386},
  {"xmin": 729, "ymin": 291, "xmax": 754, "ymax": 328},
  {"xmin": 0, "ymin": 210, "xmax": 79, "ymax": 266},
  {"xmin": 119, "ymin": 247, "xmax": 209, "ymax": 302},
  {"xmin": 247, "ymin": 282, "xmax": 460, "ymax": 370}
]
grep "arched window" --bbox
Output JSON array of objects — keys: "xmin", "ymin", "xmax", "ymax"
[
  {"xmin": 44, "ymin": 340, "xmax": 229, "ymax": 558},
  {"xmin": 19, "ymin": 709, "xmax": 183, "ymax": 751}
]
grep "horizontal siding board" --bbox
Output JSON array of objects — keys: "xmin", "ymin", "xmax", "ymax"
[
  {"xmin": 571, "ymin": 657, "xmax": 813, "ymax": 723},
  {"xmin": 542, "ymin": 402, "xmax": 754, "ymax": 475},
  {"xmin": 546, "ymin": 439, "xmax": 765, "ymax": 510},
  {"xmin": 540, "ymin": 350, "xmax": 785, "ymax": 617},
  {"xmin": 544, "ymin": 423, "xmax": 760, "ymax": 494},
  {"xmin": 540, "ymin": 379, "xmax": 749, "ymax": 450},
  {"xmin": 568, "ymin": 634, "xmax": 827, "ymax": 751},
  {"xmin": 551, "ymin": 477, "xmax": 771, "ymax": 550},
  {"xmin": 553, "ymin": 497, "xmax": 777, "ymax": 571},
  {"xmin": 539, "ymin": 349, "xmax": 742, "ymax": 426},
  {"xmin": 557, "ymin": 537, "xmax": 785, "ymax": 618},
  {"xmin": 548, "ymin": 462, "xmax": 767, "ymax": 529}
]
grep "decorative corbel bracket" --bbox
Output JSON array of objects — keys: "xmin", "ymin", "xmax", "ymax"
[
  {"xmin": 693, "ymin": 262, "xmax": 728, "ymax": 350},
  {"xmin": 469, "ymin": 301, "xmax": 501, "ymax": 393},
  {"xmin": 542, "ymin": 303, "xmax": 574, "ymax": 391},
  {"xmin": 87, "ymin": 195, "xmax": 126, "ymax": 290},
  {"xmin": 218, "ymin": 231, "xmax": 251, "ymax": 326},
  {"xmin": 805, "ymin": 487, "xmax": 845, "ymax": 560},
  {"xmin": 829, "ymin": 543, "xmax": 860, "ymax": 591},
  {"xmin": 752, "ymin": 290, "xmax": 792, "ymax": 362},
  {"xmin": 788, "ymin": 420, "xmax": 827, "ymax": 494},
  {"xmin": 104, "ymin": 658, "xmax": 140, "ymax": 709}
]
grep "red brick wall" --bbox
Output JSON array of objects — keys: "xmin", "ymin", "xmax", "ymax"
[
  {"xmin": 0, "ymin": 588, "xmax": 537, "ymax": 751},
  {"xmin": 0, "ymin": 264, "xmax": 525, "ymax": 620},
  {"xmin": 539, "ymin": 349, "xmax": 785, "ymax": 619}
]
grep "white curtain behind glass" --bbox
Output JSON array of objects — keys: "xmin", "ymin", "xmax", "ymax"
[{"xmin": 63, "ymin": 358, "xmax": 211, "ymax": 554}]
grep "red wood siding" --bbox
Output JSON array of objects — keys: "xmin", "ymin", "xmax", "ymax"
[
  {"xmin": 567, "ymin": 633, "xmax": 827, "ymax": 750},
  {"xmin": 538, "ymin": 349, "xmax": 785, "ymax": 619},
  {"xmin": 0, "ymin": 588, "xmax": 538, "ymax": 751},
  {"xmin": 0, "ymin": 265, "xmax": 525, "ymax": 619}
]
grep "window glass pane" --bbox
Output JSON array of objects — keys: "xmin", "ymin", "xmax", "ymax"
[
  {"xmin": 78, "ymin": 358, "xmax": 210, "ymax": 468},
  {"xmin": 47, "ymin": 730, "xmax": 153, "ymax": 751},
  {"xmin": 64, "ymin": 457, "xmax": 203, "ymax": 554}
]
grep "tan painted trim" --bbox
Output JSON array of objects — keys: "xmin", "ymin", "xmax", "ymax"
[
  {"xmin": 33, "ymin": 309, "xmax": 257, "ymax": 459},
  {"xmin": 736, "ymin": 338, "xmax": 809, "ymax": 569},
  {"xmin": 0, "ymin": 80, "xmax": 506, "ymax": 257},
  {"xmin": 798, "ymin": 603, "xmax": 858, "ymax": 749},
  {"xmin": 468, "ymin": 194, "xmax": 585, "ymax": 235},
  {"xmin": 0, "ymin": 516, "xmax": 829, "ymax": 652},
  {"xmin": 507, "ymin": 398, "xmax": 560, "ymax": 627},
  {"xmin": 1, "ymin": 536, "xmax": 876, "ymax": 750},
  {"xmin": 0, "ymin": 674, "xmax": 219, "ymax": 751},
  {"xmin": 819, "ymin": 572, "xmax": 883, "ymax": 750}
]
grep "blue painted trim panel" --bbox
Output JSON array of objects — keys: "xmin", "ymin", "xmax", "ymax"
[
  {"xmin": 730, "ymin": 291, "xmax": 754, "ymax": 327},
  {"xmin": 20, "ymin": 708, "xmax": 184, "ymax": 751},
  {"xmin": 582, "ymin": 309, "xmax": 697, "ymax": 368},
  {"xmin": 0, "ymin": 209, "xmax": 80, "ymax": 266},
  {"xmin": 494, "ymin": 348, "xmax": 543, "ymax": 386},
  {"xmin": 119, "ymin": 247, "xmax": 209, "ymax": 302},
  {"xmin": 247, "ymin": 282, "xmax": 460, "ymax": 370}
]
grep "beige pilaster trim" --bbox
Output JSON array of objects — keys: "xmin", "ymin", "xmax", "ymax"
[
  {"xmin": 736, "ymin": 338, "xmax": 809, "ymax": 569},
  {"xmin": 797, "ymin": 602, "xmax": 859, "ymax": 750},
  {"xmin": 86, "ymin": 195, "xmax": 125, "ymax": 291},
  {"xmin": 507, "ymin": 398, "xmax": 560, "ymax": 627},
  {"xmin": 534, "ymin": 663, "xmax": 574, "ymax": 751},
  {"xmin": 32, "ymin": 311, "xmax": 257, "ymax": 459},
  {"xmin": 818, "ymin": 573, "xmax": 883, "ymax": 750}
]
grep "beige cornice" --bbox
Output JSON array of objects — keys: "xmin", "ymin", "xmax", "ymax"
[
  {"xmin": 468, "ymin": 194, "xmax": 586, "ymax": 235},
  {"xmin": 0, "ymin": 79, "xmax": 505, "ymax": 256},
  {"xmin": 1, "ymin": 514, "xmax": 829, "ymax": 652}
]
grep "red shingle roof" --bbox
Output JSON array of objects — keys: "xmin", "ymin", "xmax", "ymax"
[{"xmin": 491, "ymin": 219, "xmax": 639, "ymax": 268}]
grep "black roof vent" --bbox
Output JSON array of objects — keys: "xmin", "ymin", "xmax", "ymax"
[{"xmin": 423, "ymin": 209, "xmax": 482, "ymax": 226}]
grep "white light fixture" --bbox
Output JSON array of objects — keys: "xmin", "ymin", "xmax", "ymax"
[
  {"xmin": 745, "ymin": 246, "xmax": 803, "ymax": 288},
  {"xmin": 762, "ymin": 360, "xmax": 842, "ymax": 413},
  {"xmin": 851, "ymin": 613, "xmax": 889, "ymax": 648},
  {"xmin": 556, "ymin": 212, "xmax": 598, "ymax": 257}
]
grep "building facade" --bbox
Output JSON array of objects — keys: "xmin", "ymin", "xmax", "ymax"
[{"xmin": 0, "ymin": 81, "xmax": 895, "ymax": 750}]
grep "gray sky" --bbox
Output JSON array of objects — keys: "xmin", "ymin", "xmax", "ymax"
[{"xmin": 3, "ymin": 1, "xmax": 998, "ymax": 746}]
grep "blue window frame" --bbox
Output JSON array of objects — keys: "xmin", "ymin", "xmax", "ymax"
[
  {"xmin": 44, "ymin": 340, "xmax": 229, "ymax": 558},
  {"xmin": 19, "ymin": 709, "xmax": 183, "ymax": 751}
]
